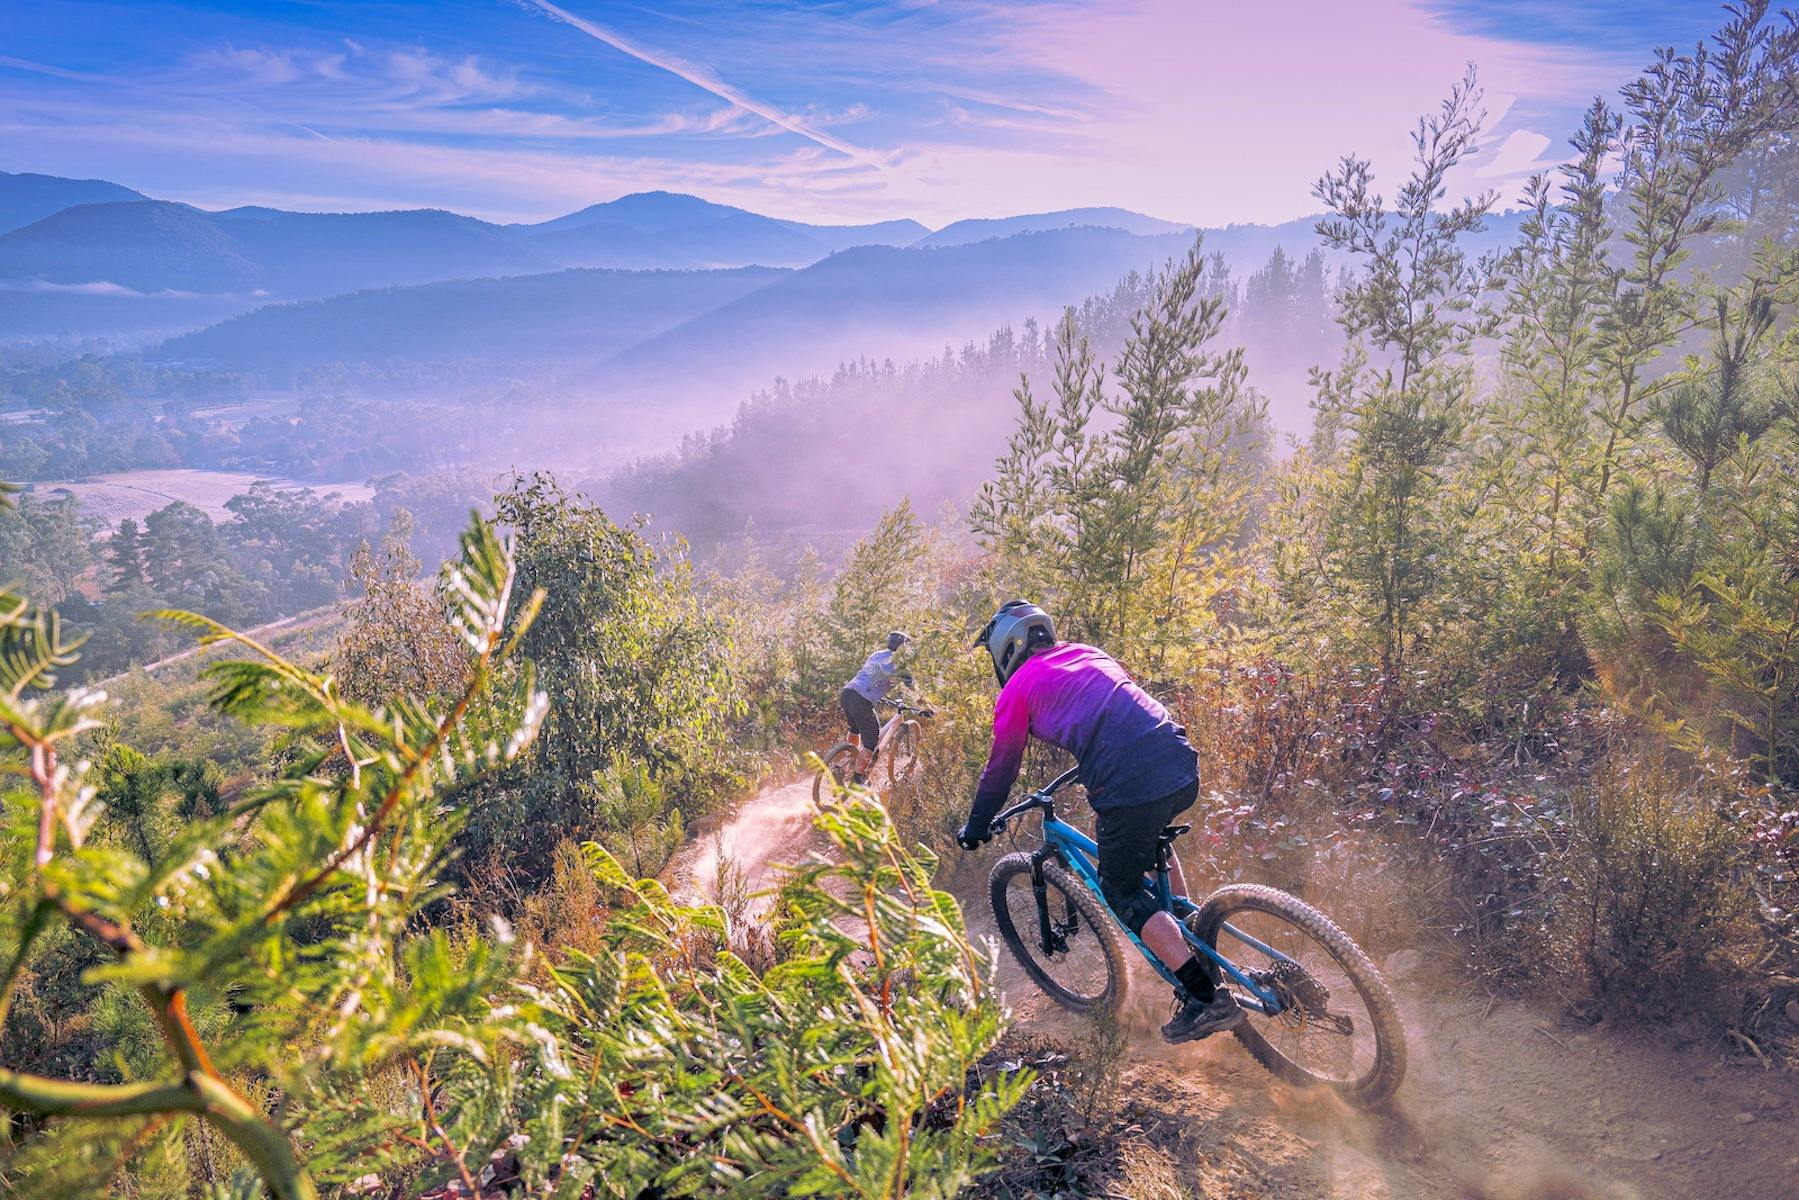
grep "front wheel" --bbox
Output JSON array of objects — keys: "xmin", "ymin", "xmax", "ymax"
[
  {"xmin": 813, "ymin": 742, "xmax": 856, "ymax": 804},
  {"xmin": 886, "ymin": 720, "xmax": 920, "ymax": 785},
  {"xmin": 990, "ymin": 853, "xmax": 1126, "ymax": 1014},
  {"xmin": 1188, "ymin": 884, "xmax": 1405, "ymax": 1105}
]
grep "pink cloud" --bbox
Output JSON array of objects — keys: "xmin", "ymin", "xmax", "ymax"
[{"xmin": 874, "ymin": 0, "xmax": 1630, "ymax": 226}]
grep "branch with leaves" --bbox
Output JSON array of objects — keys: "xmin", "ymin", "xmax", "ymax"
[{"xmin": 0, "ymin": 512, "xmax": 547, "ymax": 1198}]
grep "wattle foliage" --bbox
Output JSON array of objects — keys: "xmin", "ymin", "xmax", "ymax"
[{"xmin": 0, "ymin": 497, "xmax": 1021, "ymax": 1196}]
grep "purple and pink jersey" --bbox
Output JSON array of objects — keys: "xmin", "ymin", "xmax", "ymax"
[{"xmin": 969, "ymin": 642, "xmax": 1199, "ymax": 831}]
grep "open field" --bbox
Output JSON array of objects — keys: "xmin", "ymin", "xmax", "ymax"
[{"xmin": 26, "ymin": 468, "xmax": 375, "ymax": 528}]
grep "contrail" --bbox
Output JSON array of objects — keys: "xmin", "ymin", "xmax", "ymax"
[{"xmin": 517, "ymin": 0, "xmax": 889, "ymax": 171}]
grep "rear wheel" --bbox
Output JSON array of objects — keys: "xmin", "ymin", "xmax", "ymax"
[
  {"xmin": 990, "ymin": 852, "xmax": 1126, "ymax": 1014},
  {"xmin": 813, "ymin": 742, "xmax": 857, "ymax": 804},
  {"xmin": 1188, "ymin": 884, "xmax": 1405, "ymax": 1105},
  {"xmin": 887, "ymin": 720, "xmax": 920, "ymax": 784}
]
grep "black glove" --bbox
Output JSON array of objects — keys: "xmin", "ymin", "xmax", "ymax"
[{"xmin": 956, "ymin": 822, "xmax": 992, "ymax": 851}]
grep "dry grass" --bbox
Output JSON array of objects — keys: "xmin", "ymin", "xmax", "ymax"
[{"xmin": 32, "ymin": 468, "xmax": 374, "ymax": 529}]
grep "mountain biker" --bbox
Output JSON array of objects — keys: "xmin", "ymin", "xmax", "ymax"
[
  {"xmin": 957, "ymin": 600, "xmax": 1243, "ymax": 1044},
  {"xmin": 839, "ymin": 631, "xmax": 916, "ymax": 782}
]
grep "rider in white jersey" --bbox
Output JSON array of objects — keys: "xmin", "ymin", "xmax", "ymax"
[{"xmin": 839, "ymin": 631, "xmax": 914, "ymax": 780}]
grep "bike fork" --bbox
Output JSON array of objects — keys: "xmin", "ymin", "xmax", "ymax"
[{"xmin": 1029, "ymin": 852, "xmax": 1068, "ymax": 955}]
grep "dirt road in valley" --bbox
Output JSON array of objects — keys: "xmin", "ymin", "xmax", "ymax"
[{"xmin": 663, "ymin": 777, "xmax": 1799, "ymax": 1199}]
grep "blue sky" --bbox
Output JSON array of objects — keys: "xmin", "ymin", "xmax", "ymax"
[{"xmin": 0, "ymin": 1, "xmax": 1733, "ymax": 227}]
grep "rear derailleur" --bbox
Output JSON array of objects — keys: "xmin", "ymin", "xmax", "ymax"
[{"xmin": 1247, "ymin": 960, "xmax": 1353, "ymax": 1036}]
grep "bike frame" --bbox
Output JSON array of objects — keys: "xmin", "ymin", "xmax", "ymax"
[
  {"xmin": 859, "ymin": 698, "xmax": 924, "ymax": 765},
  {"xmin": 993, "ymin": 769, "xmax": 1290, "ymax": 1015}
]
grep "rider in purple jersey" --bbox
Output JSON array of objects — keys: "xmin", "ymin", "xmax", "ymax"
[{"xmin": 959, "ymin": 601, "xmax": 1244, "ymax": 1044}]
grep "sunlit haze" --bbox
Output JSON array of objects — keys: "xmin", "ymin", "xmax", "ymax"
[{"xmin": 0, "ymin": 0, "xmax": 1720, "ymax": 225}]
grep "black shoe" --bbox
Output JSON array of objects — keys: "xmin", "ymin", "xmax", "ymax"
[{"xmin": 1161, "ymin": 990, "xmax": 1244, "ymax": 1044}]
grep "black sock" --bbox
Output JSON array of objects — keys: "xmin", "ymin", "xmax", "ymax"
[{"xmin": 1174, "ymin": 957, "xmax": 1214, "ymax": 1003}]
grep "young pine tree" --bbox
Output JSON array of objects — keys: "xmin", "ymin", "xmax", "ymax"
[
  {"xmin": 104, "ymin": 517, "xmax": 147, "ymax": 592},
  {"xmin": 1306, "ymin": 67, "xmax": 1493, "ymax": 678},
  {"xmin": 972, "ymin": 239, "xmax": 1261, "ymax": 668}
]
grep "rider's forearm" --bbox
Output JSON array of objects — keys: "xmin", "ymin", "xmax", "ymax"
[
  {"xmin": 967, "ymin": 753, "xmax": 1020, "ymax": 829},
  {"xmin": 966, "ymin": 785, "xmax": 1008, "ymax": 833}
]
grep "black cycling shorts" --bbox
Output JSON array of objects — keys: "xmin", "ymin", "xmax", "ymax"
[
  {"xmin": 1096, "ymin": 779, "xmax": 1198, "ymax": 935},
  {"xmin": 839, "ymin": 688, "xmax": 880, "ymax": 751}
]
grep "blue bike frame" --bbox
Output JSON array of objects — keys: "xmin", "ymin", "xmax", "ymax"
[{"xmin": 993, "ymin": 770, "xmax": 1292, "ymax": 1015}]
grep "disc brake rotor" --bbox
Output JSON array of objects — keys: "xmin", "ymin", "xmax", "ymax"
[{"xmin": 1250, "ymin": 960, "xmax": 1353, "ymax": 1036}]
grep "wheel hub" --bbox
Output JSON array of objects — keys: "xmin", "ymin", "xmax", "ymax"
[{"xmin": 1251, "ymin": 960, "xmax": 1352, "ymax": 1035}]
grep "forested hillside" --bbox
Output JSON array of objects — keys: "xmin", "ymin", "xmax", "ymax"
[
  {"xmin": 158, "ymin": 266, "xmax": 786, "ymax": 380},
  {"xmin": 2, "ymin": 4, "xmax": 1798, "ymax": 1198}
]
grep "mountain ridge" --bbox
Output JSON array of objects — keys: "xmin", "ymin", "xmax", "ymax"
[
  {"xmin": 564, "ymin": 225, "xmax": 1200, "ymax": 441},
  {"xmin": 0, "ymin": 169, "xmax": 149, "ymax": 236},
  {"xmin": 156, "ymin": 265, "xmax": 788, "ymax": 379}
]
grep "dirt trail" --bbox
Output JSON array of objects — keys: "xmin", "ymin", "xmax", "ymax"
[
  {"xmin": 100, "ymin": 605, "xmax": 338, "ymax": 681},
  {"xmin": 662, "ymin": 776, "xmax": 827, "ymax": 916},
  {"xmin": 665, "ymin": 778, "xmax": 1799, "ymax": 1199}
]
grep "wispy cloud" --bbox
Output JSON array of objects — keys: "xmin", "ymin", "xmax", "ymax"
[
  {"xmin": 1478, "ymin": 129, "xmax": 1560, "ymax": 181},
  {"xmin": 0, "ymin": 279, "xmax": 200, "ymax": 298},
  {"xmin": 516, "ymin": 0, "xmax": 891, "ymax": 170},
  {"xmin": 0, "ymin": 0, "xmax": 1702, "ymax": 227}
]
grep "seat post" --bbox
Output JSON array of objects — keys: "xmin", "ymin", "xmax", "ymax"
[{"xmin": 1154, "ymin": 825, "xmax": 1190, "ymax": 874}]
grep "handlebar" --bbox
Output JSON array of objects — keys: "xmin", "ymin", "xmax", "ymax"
[
  {"xmin": 987, "ymin": 767, "xmax": 1081, "ymax": 834},
  {"xmin": 881, "ymin": 698, "xmax": 935, "ymax": 717}
]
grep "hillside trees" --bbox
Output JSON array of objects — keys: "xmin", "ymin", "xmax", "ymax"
[
  {"xmin": 1299, "ymin": 66, "xmax": 1493, "ymax": 682},
  {"xmin": 103, "ymin": 516, "xmax": 146, "ymax": 589},
  {"xmin": 0, "ymin": 491, "xmax": 90, "ymax": 606},
  {"xmin": 971, "ymin": 238, "xmax": 1266, "ymax": 671},
  {"xmin": 468, "ymin": 473, "xmax": 740, "ymax": 881}
]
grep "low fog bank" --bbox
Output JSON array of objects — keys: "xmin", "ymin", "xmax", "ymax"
[{"xmin": 593, "ymin": 244, "xmax": 1349, "ymax": 566}]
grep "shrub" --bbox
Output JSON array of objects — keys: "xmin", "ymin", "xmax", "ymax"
[
  {"xmin": 1560, "ymin": 758, "xmax": 1758, "ymax": 1020},
  {"xmin": 449, "ymin": 800, "xmax": 1026, "ymax": 1197},
  {"xmin": 0, "ymin": 515, "xmax": 548, "ymax": 1198},
  {"xmin": 1, "ymin": 510, "xmax": 1022, "ymax": 1195},
  {"xmin": 466, "ymin": 473, "xmax": 742, "ymax": 885}
]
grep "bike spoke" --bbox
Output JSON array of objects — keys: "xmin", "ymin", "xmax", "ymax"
[
  {"xmin": 998, "ymin": 871, "xmax": 1111, "ymax": 1004},
  {"xmin": 1224, "ymin": 909, "xmax": 1380, "ymax": 1086}
]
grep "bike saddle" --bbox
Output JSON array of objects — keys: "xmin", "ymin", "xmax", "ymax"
[{"xmin": 1157, "ymin": 824, "xmax": 1191, "ymax": 845}]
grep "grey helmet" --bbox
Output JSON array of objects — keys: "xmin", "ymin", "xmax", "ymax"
[
  {"xmin": 886, "ymin": 630, "xmax": 913, "ymax": 651},
  {"xmin": 974, "ymin": 600, "xmax": 1055, "ymax": 684}
]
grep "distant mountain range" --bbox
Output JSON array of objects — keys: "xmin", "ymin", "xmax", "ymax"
[
  {"xmin": 518, "ymin": 190, "xmax": 928, "ymax": 268},
  {"xmin": 917, "ymin": 207, "xmax": 1192, "ymax": 247},
  {"xmin": 153, "ymin": 225, "xmax": 1198, "ymax": 425},
  {"xmin": 0, "ymin": 176, "xmax": 942, "ymax": 322},
  {"xmin": 0, "ymin": 170, "xmax": 1203, "ymax": 343},
  {"xmin": 0, "ymin": 201, "xmax": 556, "ymax": 297},
  {"xmin": 0, "ymin": 168, "xmax": 1533, "ymax": 442},
  {"xmin": 161, "ymin": 265, "xmax": 786, "ymax": 376}
]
